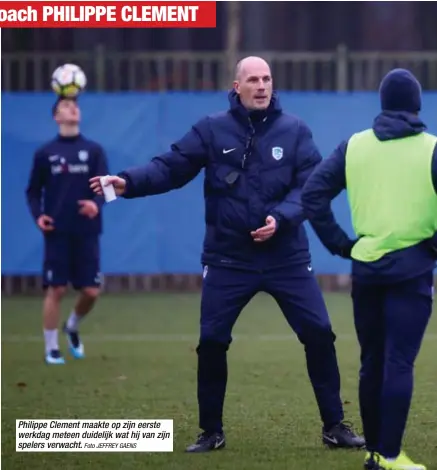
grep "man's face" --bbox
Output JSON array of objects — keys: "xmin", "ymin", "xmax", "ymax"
[
  {"xmin": 234, "ymin": 60, "xmax": 273, "ymax": 110},
  {"xmin": 54, "ymin": 99, "xmax": 80, "ymax": 125}
]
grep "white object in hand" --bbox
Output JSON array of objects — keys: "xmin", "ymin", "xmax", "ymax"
[{"xmin": 100, "ymin": 176, "xmax": 117, "ymax": 202}]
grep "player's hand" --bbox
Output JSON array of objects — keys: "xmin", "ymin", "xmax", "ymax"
[
  {"xmin": 78, "ymin": 200, "xmax": 99, "ymax": 219},
  {"xmin": 37, "ymin": 214, "xmax": 55, "ymax": 232},
  {"xmin": 251, "ymin": 216, "xmax": 277, "ymax": 242},
  {"xmin": 89, "ymin": 175, "xmax": 127, "ymax": 196}
]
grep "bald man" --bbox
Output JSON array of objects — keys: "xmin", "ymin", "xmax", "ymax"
[{"xmin": 90, "ymin": 56, "xmax": 364, "ymax": 453}]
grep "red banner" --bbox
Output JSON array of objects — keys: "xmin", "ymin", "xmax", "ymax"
[{"xmin": 0, "ymin": 1, "xmax": 216, "ymax": 28}]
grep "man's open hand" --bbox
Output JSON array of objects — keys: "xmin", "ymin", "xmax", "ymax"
[{"xmin": 251, "ymin": 216, "xmax": 277, "ymax": 242}]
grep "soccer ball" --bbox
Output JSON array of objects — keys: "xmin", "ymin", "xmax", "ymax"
[{"xmin": 51, "ymin": 63, "xmax": 87, "ymax": 98}]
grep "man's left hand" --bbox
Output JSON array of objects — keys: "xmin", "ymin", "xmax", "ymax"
[
  {"xmin": 251, "ymin": 216, "xmax": 277, "ymax": 242},
  {"xmin": 78, "ymin": 200, "xmax": 99, "ymax": 219}
]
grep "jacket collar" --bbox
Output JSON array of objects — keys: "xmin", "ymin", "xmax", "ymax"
[{"xmin": 228, "ymin": 90, "xmax": 282, "ymax": 127}]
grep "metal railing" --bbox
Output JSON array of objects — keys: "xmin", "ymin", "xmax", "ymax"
[{"xmin": 2, "ymin": 44, "xmax": 437, "ymax": 92}]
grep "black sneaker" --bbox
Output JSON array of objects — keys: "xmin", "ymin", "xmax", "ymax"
[
  {"xmin": 62, "ymin": 323, "xmax": 85, "ymax": 359},
  {"xmin": 322, "ymin": 421, "xmax": 366, "ymax": 449},
  {"xmin": 185, "ymin": 431, "xmax": 226, "ymax": 453}
]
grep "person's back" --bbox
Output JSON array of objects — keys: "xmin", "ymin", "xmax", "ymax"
[
  {"xmin": 346, "ymin": 129, "xmax": 437, "ymax": 259},
  {"xmin": 346, "ymin": 104, "xmax": 437, "ymax": 284},
  {"xmin": 301, "ymin": 68, "xmax": 435, "ymax": 470}
]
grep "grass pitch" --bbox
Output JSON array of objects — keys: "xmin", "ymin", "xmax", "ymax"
[{"xmin": 2, "ymin": 292, "xmax": 437, "ymax": 470}]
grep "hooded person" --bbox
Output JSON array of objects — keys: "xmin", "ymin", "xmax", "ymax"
[{"xmin": 301, "ymin": 68, "xmax": 437, "ymax": 470}]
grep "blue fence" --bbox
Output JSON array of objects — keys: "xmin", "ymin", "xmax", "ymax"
[{"xmin": 3, "ymin": 92, "xmax": 437, "ymax": 275}]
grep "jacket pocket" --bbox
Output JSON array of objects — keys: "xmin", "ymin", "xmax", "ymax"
[{"xmin": 215, "ymin": 198, "xmax": 250, "ymax": 242}]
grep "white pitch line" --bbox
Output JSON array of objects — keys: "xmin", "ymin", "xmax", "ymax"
[{"xmin": 1, "ymin": 333, "xmax": 437, "ymax": 343}]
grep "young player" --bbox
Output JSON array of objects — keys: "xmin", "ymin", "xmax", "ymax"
[{"xmin": 26, "ymin": 97, "xmax": 109, "ymax": 365}]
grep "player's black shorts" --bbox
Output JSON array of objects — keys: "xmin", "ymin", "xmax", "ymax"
[{"xmin": 43, "ymin": 233, "xmax": 101, "ymax": 290}]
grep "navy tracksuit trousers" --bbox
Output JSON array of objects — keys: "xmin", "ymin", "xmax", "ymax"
[
  {"xmin": 196, "ymin": 263, "xmax": 344, "ymax": 433},
  {"xmin": 351, "ymin": 270, "xmax": 433, "ymax": 458}
]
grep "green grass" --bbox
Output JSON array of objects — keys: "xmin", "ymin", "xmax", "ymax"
[{"xmin": 2, "ymin": 292, "xmax": 437, "ymax": 470}]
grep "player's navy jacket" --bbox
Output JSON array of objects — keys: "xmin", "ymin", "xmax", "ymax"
[
  {"xmin": 26, "ymin": 134, "xmax": 108, "ymax": 234},
  {"xmin": 301, "ymin": 110, "xmax": 437, "ymax": 283},
  {"xmin": 119, "ymin": 90, "xmax": 322, "ymax": 271}
]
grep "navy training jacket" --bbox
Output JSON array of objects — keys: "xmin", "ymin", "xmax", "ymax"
[
  {"xmin": 119, "ymin": 91, "xmax": 323, "ymax": 271},
  {"xmin": 301, "ymin": 111, "xmax": 437, "ymax": 284},
  {"xmin": 26, "ymin": 134, "xmax": 109, "ymax": 235}
]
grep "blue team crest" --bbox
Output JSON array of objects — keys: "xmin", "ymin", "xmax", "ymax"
[
  {"xmin": 272, "ymin": 146, "xmax": 283, "ymax": 160},
  {"xmin": 78, "ymin": 150, "xmax": 88, "ymax": 162}
]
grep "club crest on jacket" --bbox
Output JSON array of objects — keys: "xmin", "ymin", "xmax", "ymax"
[{"xmin": 272, "ymin": 146, "xmax": 283, "ymax": 160}]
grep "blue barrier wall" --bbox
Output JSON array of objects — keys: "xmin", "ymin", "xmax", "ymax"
[{"xmin": 3, "ymin": 92, "xmax": 437, "ymax": 275}]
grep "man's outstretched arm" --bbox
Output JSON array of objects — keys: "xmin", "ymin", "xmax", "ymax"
[{"xmin": 119, "ymin": 118, "xmax": 209, "ymax": 198}]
